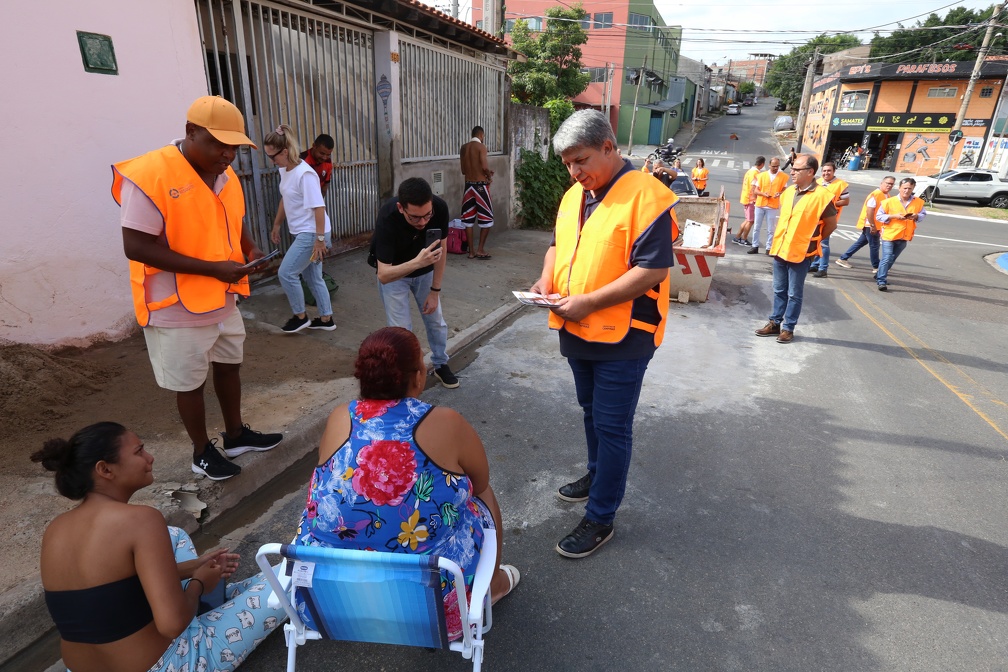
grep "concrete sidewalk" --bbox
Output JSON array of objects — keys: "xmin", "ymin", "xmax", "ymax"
[{"xmin": 2, "ymin": 227, "xmax": 554, "ymax": 668}]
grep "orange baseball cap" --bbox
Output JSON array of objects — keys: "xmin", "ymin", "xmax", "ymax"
[{"xmin": 186, "ymin": 96, "xmax": 257, "ymax": 148}]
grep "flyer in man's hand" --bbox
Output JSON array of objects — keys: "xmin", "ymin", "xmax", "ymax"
[
  {"xmin": 512, "ymin": 291, "xmax": 563, "ymax": 307},
  {"xmin": 238, "ymin": 249, "xmax": 280, "ymax": 272}
]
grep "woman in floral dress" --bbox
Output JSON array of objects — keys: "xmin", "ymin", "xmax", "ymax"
[{"xmin": 295, "ymin": 327, "xmax": 519, "ymax": 638}]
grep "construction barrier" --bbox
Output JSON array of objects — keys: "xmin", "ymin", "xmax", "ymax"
[{"xmin": 669, "ymin": 194, "xmax": 730, "ymax": 303}]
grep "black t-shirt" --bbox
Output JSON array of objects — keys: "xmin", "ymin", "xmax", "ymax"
[{"xmin": 372, "ymin": 196, "xmax": 449, "ymax": 278}]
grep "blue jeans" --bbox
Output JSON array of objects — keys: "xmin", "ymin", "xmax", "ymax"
[
  {"xmin": 770, "ymin": 256, "xmax": 811, "ymax": 332},
  {"xmin": 840, "ymin": 227, "xmax": 880, "ymax": 269},
  {"xmin": 752, "ymin": 207, "xmax": 779, "ymax": 250},
  {"xmin": 377, "ymin": 272, "xmax": 449, "ymax": 367},
  {"xmin": 877, "ymin": 239, "xmax": 907, "ymax": 285},
  {"xmin": 278, "ymin": 231, "xmax": 333, "ymax": 317},
  {"xmin": 567, "ymin": 355, "xmax": 653, "ymax": 525},
  {"xmin": 814, "ymin": 235, "xmax": 831, "ymax": 271}
]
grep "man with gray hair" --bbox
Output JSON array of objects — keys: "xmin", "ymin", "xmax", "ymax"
[{"xmin": 530, "ymin": 109, "xmax": 677, "ymax": 558}]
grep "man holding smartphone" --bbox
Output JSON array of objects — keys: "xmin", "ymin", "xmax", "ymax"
[{"xmin": 370, "ymin": 177, "xmax": 458, "ymax": 387}]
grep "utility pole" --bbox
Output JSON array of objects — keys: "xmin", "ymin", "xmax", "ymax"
[
  {"xmin": 604, "ymin": 62, "xmax": 614, "ymax": 123},
  {"xmin": 795, "ymin": 47, "xmax": 819, "ymax": 154},
  {"xmin": 935, "ymin": 1, "xmax": 1005, "ymax": 177},
  {"xmin": 626, "ymin": 55, "xmax": 647, "ymax": 156}
]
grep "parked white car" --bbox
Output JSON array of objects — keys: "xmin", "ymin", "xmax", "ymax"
[
  {"xmin": 914, "ymin": 168, "xmax": 1008, "ymax": 208},
  {"xmin": 726, "ymin": 103, "xmax": 741, "ymax": 115}
]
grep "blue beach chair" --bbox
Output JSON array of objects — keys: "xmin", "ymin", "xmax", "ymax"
[{"xmin": 256, "ymin": 530, "xmax": 496, "ymax": 672}]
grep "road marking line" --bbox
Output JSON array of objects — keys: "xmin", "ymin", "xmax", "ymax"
[
  {"xmin": 727, "ymin": 160, "xmax": 735, "ymax": 169},
  {"xmin": 838, "ymin": 285, "xmax": 1008, "ymax": 445},
  {"xmin": 712, "ymin": 159, "xmax": 722, "ymax": 167},
  {"xmin": 833, "ymin": 225, "xmax": 1006, "ymax": 247}
]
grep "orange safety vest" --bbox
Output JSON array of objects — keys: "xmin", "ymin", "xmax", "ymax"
[
  {"xmin": 856, "ymin": 188, "xmax": 886, "ymax": 230},
  {"xmin": 740, "ymin": 167, "xmax": 759, "ymax": 205},
  {"xmin": 878, "ymin": 195, "xmax": 924, "ymax": 241},
  {"xmin": 550, "ymin": 170, "xmax": 675, "ymax": 346},
  {"xmin": 818, "ymin": 177, "xmax": 849, "ymax": 218},
  {"xmin": 691, "ymin": 167, "xmax": 709, "ymax": 190},
  {"xmin": 769, "ymin": 184, "xmax": 835, "ymax": 262},
  {"xmin": 111, "ymin": 145, "xmax": 250, "ymax": 327},
  {"xmin": 755, "ymin": 170, "xmax": 789, "ymax": 209}
]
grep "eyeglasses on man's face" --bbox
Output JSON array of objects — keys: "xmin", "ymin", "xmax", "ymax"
[
  {"xmin": 402, "ymin": 209, "xmax": 434, "ymax": 223},
  {"xmin": 791, "ymin": 165, "xmax": 813, "ymax": 172}
]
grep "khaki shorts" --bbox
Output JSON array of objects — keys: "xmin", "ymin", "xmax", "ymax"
[{"xmin": 143, "ymin": 309, "xmax": 245, "ymax": 392}]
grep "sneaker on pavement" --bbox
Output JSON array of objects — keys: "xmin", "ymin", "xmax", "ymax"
[
  {"xmin": 433, "ymin": 364, "xmax": 460, "ymax": 389},
  {"xmin": 308, "ymin": 316, "xmax": 336, "ymax": 331},
  {"xmin": 221, "ymin": 424, "xmax": 283, "ymax": 458},
  {"xmin": 878, "ymin": 283, "xmax": 888, "ymax": 291},
  {"xmin": 747, "ymin": 246, "xmax": 760, "ymax": 254},
  {"xmin": 556, "ymin": 517, "xmax": 615, "ymax": 559},
  {"xmin": 835, "ymin": 258, "xmax": 853, "ymax": 269},
  {"xmin": 192, "ymin": 440, "xmax": 241, "ymax": 480},
  {"xmin": 281, "ymin": 315, "xmax": 310, "ymax": 334},
  {"xmin": 755, "ymin": 321, "xmax": 781, "ymax": 337},
  {"xmin": 557, "ymin": 473, "xmax": 592, "ymax": 502},
  {"xmin": 872, "ymin": 268, "xmax": 878, "ymax": 277},
  {"xmin": 812, "ymin": 269, "xmax": 828, "ymax": 278}
]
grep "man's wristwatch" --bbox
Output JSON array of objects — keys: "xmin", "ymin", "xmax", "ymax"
[{"xmin": 316, "ymin": 235, "xmax": 325, "ymax": 242}]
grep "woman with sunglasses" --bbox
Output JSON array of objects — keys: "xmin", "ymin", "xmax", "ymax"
[{"xmin": 265, "ymin": 125, "xmax": 336, "ymax": 334}]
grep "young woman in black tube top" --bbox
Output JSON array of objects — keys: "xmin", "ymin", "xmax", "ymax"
[{"xmin": 34, "ymin": 422, "xmax": 286, "ymax": 672}]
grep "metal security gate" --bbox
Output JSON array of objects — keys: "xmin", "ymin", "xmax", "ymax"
[
  {"xmin": 195, "ymin": 0, "xmax": 380, "ymax": 251},
  {"xmin": 398, "ymin": 39, "xmax": 505, "ymax": 161}
]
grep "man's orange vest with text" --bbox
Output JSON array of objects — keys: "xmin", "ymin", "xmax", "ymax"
[
  {"xmin": 769, "ymin": 185, "xmax": 835, "ymax": 262},
  {"xmin": 111, "ymin": 146, "xmax": 250, "ymax": 327},
  {"xmin": 550, "ymin": 171, "xmax": 675, "ymax": 346},
  {"xmin": 756, "ymin": 170, "xmax": 789, "ymax": 209}
]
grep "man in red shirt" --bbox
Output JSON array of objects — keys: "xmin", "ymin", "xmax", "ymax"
[{"xmin": 300, "ymin": 133, "xmax": 334, "ymax": 193}]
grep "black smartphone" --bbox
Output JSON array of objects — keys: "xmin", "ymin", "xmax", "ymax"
[{"xmin": 425, "ymin": 229, "xmax": 441, "ymax": 248}]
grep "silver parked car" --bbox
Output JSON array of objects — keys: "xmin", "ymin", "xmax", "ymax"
[
  {"xmin": 914, "ymin": 168, "xmax": 1008, "ymax": 208},
  {"xmin": 773, "ymin": 115, "xmax": 795, "ymax": 131}
]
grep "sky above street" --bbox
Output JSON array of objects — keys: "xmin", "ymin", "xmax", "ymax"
[{"xmin": 421, "ymin": 0, "xmax": 999, "ymax": 65}]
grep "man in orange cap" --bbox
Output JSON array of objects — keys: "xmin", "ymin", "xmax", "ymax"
[{"xmin": 112, "ymin": 96, "xmax": 282, "ymax": 481}]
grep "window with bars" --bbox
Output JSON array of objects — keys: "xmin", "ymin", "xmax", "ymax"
[
  {"xmin": 980, "ymin": 86, "xmax": 994, "ymax": 98},
  {"xmin": 582, "ymin": 66, "xmax": 608, "ymax": 83},
  {"xmin": 927, "ymin": 86, "xmax": 957, "ymax": 98},
  {"xmin": 398, "ymin": 39, "xmax": 505, "ymax": 161}
]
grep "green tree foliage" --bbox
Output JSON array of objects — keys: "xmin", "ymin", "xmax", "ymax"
[
  {"xmin": 544, "ymin": 98, "xmax": 575, "ymax": 134},
  {"xmin": 738, "ymin": 81, "xmax": 756, "ymax": 96},
  {"xmin": 508, "ymin": 5, "xmax": 591, "ymax": 106},
  {"xmin": 869, "ymin": 6, "xmax": 994, "ymax": 63},
  {"xmin": 765, "ymin": 34, "xmax": 861, "ymax": 109}
]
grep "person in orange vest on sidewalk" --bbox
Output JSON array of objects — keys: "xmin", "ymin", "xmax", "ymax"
[
  {"xmin": 874, "ymin": 177, "xmax": 927, "ymax": 291},
  {"xmin": 529, "ymin": 110, "xmax": 676, "ymax": 559},
  {"xmin": 810, "ymin": 160, "xmax": 850, "ymax": 278},
  {"xmin": 691, "ymin": 158, "xmax": 709, "ymax": 196},
  {"xmin": 113, "ymin": 96, "xmax": 283, "ymax": 481},
  {"xmin": 748, "ymin": 157, "xmax": 789, "ymax": 254},
  {"xmin": 733, "ymin": 156, "xmax": 764, "ymax": 246},
  {"xmin": 835, "ymin": 175, "xmax": 895, "ymax": 274},
  {"xmin": 754, "ymin": 154, "xmax": 837, "ymax": 343}
]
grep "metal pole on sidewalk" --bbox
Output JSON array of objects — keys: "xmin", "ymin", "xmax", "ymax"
[
  {"xmin": 795, "ymin": 47, "xmax": 819, "ymax": 154},
  {"xmin": 934, "ymin": 1, "xmax": 1005, "ymax": 178},
  {"xmin": 626, "ymin": 55, "xmax": 647, "ymax": 156}
]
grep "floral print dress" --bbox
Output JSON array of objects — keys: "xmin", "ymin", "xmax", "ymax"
[{"xmin": 295, "ymin": 397, "xmax": 490, "ymax": 639}]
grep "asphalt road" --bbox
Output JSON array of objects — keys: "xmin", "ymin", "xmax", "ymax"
[{"xmin": 226, "ymin": 103, "xmax": 1008, "ymax": 671}]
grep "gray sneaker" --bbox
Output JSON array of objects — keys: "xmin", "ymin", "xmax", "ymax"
[{"xmin": 835, "ymin": 258, "xmax": 852, "ymax": 269}]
